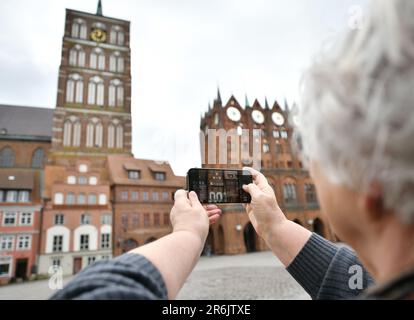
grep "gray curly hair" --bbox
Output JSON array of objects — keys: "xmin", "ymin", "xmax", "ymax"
[{"xmin": 296, "ymin": 0, "xmax": 414, "ymax": 224}]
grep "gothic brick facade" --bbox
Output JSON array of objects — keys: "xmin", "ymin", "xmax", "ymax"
[{"xmin": 200, "ymin": 92, "xmax": 336, "ymax": 255}]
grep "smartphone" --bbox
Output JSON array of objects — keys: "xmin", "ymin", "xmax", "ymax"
[{"xmin": 186, "ymin": 168, "xmax": 253, "ymax": 204}]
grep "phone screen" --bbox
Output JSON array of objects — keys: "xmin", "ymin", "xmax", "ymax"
[{"xmin": 186, "ymin": 168, "xmax": 252, "ymax": 204}]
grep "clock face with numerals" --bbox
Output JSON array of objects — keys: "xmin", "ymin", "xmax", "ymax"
[
  {"xmin": 90, "ymin": 29, "xmax": 107, "ymax": 43},
  {"xmin": 272, "ymin": 112, "xmax": 285, "ymax": 126},
  {"xmin": 226, "ymin": 107, "xmax": 241, "ymax": 122},
  {"xmin": 252, "ymin": 110, "xmax": 265, "ymax": 124}
]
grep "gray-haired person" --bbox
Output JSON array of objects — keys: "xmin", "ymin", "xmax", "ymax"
[{"xmin": 53, "ymin": 0, "xmax": 413, "ymax": 300}]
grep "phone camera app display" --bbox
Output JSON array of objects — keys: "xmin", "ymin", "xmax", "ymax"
[{"xmin": 187, "ymin": 169, "xmax": 252, "ymax": 204}]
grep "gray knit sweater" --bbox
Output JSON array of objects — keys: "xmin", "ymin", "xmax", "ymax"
[
  {"xmin": 287, "ymin": 233, "xmax": 375, "ymax": 299},
  {"xmin": 51, "ymin": 233, "xmax": 375, "ymax": 300}
]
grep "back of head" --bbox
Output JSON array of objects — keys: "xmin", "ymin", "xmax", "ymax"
[{"xmin": 297, "ymin": 0, "xmax": 414, "ymax": 224}]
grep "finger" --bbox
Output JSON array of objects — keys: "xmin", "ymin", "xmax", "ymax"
[
  {"xmin": 205, "ymin": 204, "xmax": 219, "ymax": 210},
  {"xmin": 243, "ymin": 167, "xmax": 269, "ymax": 189},
  {"xmin": 188, "ymin": 191, "xmax": 203, "ymax": 209},
  {"xmin": 209, "ymin": 214, "xmax": 221, "ymax": 225},
  {"xmin": 243, "ymin": 183, "xmax": 262, "ymax": 199},
  {"xmin": 174, "ymin": 190, "xmax": 190, "ymax": 206},
  {"xmin": 206, "ymin": 208, "xmax": 221, "ymax": 217}
]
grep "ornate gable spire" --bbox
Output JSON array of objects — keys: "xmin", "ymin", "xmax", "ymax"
[
  {"xmin": 216, "ymin": 87, "xmax": 222, "ymax": 104},
  {"xmin": 265, "ymin": 97, "xmax": 270, "ymax": 110},
  {"xmin": 97, "ymin": 0, "xmax": 103, "ymax": 16},
  {"xmin": 245, "ymin": 94, "xmax": 250, "ymax": 108}
]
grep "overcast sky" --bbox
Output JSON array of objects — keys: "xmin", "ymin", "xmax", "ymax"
[{"xmin": 0, "ymin": 0, "xmax": 367, "ymax": 176}]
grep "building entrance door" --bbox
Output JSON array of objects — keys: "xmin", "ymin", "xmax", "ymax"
[
  {"xmin": 244, "ymin": 223, "xmax": 256, "ymax": 253},
  {"xmin": 15, "ymin": 259, "xmax": 28, "ymax": 279},
  {"xmin": 73, "ymin": 257, "xmax": 82, "ymax": 274}
]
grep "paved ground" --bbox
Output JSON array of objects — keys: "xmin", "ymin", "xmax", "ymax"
[
  {"xmin": 0, "ymin": 251, "xmax": 309, "ymax": 300},
  {"xmin": 177, "ymin": 251, "xmax": 310, "ymax": 300}
]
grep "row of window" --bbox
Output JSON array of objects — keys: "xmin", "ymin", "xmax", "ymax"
[
  {"xmin": 62, "ymin": 117, "xmax": 124, "ymax": 149},
  {"xmin": 52, "ymin": 233, "xmax": 111, "ymax": 253},
  {"xmin": 1, "ymin": 212, "xmax": 33, "ymax": 227},
  {"xmin": 66, "ymin": 74, "xmax": 124, "ymax": 108},
  {"xmin": 54, "ymin": 192, "xmax": 107, "ymax": 206},
  {"xmin": 0, "ymin": 191, "xmax": 31, "ymax": 204},
  {"xmin": 0, "ymin": 235, "xmax": 32, "ymax": 251},
  {"xmin": 127, "ymin": 170, "xmax": 166, "ymax": 181},
  {"xmin": 261, "ymin": 159, "xmax": 303, "ymax": 169},
  {"xmin": 119, "ymin": 190, "xmax": 172, "ymax": 202},
  {"xmin": 121, "ymin": 212, "xmax": 170, "ymax": 229},
  {"xmin": 252, "ymin": 129, "xmax": 288, "ymax": 139},
  {"xmin": 281, "ymin": 183, "xmax": 318, "ymax": 205},
  {"xmin": 212, "ymin": 114, "xmax": 289, "ymax": 135},
  {"xmin": 69, "ymin": 45, "xmax": 125, "ymax": 73},
  {"xmin": 263, "ymin": 142, "xmax": 292, "ymax": 154},
  {"xmin": 67, "ymin": 175, "xmax": 98, "ymax": 185},
  {"xmin": 54, "ymin": 213, "xmax": 111, "ymax": 226},
  {"xmin": 0, "ymin": 147, "xmax": 45, "ymax": 169},
  {"xmin": 71, "ymin": 19, "xmax": 126, "ymax": 46},
  {"xmin": 51, "ymin": 255, "xmax": 110, "ymax": 269}
]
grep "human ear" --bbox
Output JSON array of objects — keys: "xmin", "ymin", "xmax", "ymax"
[{"xmin": 362, "ymin": 181, "xmax": 386, "ymax": 223}]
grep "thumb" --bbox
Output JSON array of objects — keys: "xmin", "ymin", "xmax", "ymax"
[
  {"xmin": 243, "ymin": 183, "xmax": 262, "ymax": 199},
  {"xmin": 188, "ymin": 191, "xmax": 203, "ymax": 209}
]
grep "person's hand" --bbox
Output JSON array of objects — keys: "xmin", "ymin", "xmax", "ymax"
[
  {"xmin": 170, "ymin": 190, "xmax": 210, "ymax": 243},
  {"xmin": 242, "ymin": 167, "xmax": 287, "ymax": 239},
  {"xmin": 205, "ymin": 205, "xmax": 222, "ymax": 225}
]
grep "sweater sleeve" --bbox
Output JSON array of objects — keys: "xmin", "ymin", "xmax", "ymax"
[
  {"xmin": 50, "ymin": 253, "xmax": 168, "ymax": 300},
  {"xmin": 286, "ymin": 233, "xmax": 375, "ymax": 300}
]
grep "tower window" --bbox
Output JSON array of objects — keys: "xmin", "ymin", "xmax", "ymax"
[
  {"xmin": 108, "ymin": 79, "xmax": 124, "ymax": 108},
  {"xmin": 86, "ymin": 118, "xmax": 103, "ymax": 148},
  {"xmin": 69, "ymin": 45, "xmax": 85, "ymax": 67},
  {"xmin": 305, "ymin": 183, "xmax": 318, "ymax": 205},
  {"xmin": 117, "ymin": 124, "xmax": 124, "ymax": 149},
  {"xmin": 214, "ymin": 113, "xmax": 219, "ymax": 125},
  {"xmin": 71, "ymin": 18, "xmax": 87, "ymax": 39},
  {"xmin": 283, "ymin": 183, "xmax": 297, "ymax": 205},
  {"xmin": 109, "ymin": 51, "xmax": 124, "ymax": 73},
  {"xmin": 90, "ymin": 48, "xmax": 105, "ymax": 70},
  {"xmin": 87, "ymin": 76, "xmax": 104, "ymax": 106},
  {"xmin": 66, "ymin": 74, "xmax": 83, "ymax": 103},
  {"xmin": 110, "ymin": 26, "xmax": 125, "ymax": 46}
]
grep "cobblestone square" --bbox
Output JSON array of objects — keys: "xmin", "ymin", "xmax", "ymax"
[{"xmin": 0, "ymin": 251, "xmax": 309, "ymax": 300}]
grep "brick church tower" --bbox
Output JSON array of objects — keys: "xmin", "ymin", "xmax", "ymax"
[
  {"xmin": 50, "ymin": 0, "xmax": 132, "ymax": 163},
  {"xmin": 200, "ymin": 90, "xmax": 336, "ymax": 255},
  {"xmin": 38, "ymin": 1, "xmax": 132, "ymax": 275}
]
